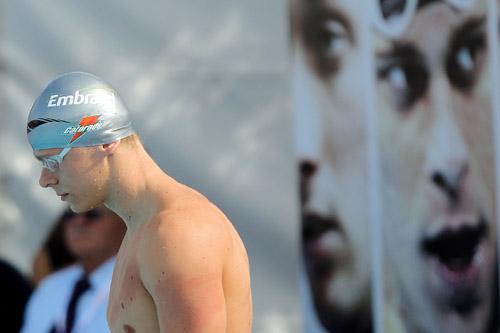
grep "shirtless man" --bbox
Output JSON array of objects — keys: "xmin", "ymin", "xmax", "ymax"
[{"xmin": 27, "ymin": 72, "xmax": 253, "ymax": 333}]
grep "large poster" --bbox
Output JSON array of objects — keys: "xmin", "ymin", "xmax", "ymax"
[{"xmin": 292, "ymin": 1, "xmax": 500, "ymax": 332}]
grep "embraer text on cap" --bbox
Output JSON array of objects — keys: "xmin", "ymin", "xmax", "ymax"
[{"xmin": 47, "ymin": 90, "xmax": 116, "ymax": 109}]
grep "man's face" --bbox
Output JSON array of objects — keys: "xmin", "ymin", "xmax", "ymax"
[
  {"xmin": 35, "ymin": 146, "xmax": 108, "ymax": 212},
  {"xmin": 374, "ymin": 2, "xmax": 496, "ymax": 332},
  {"xmin": 63, "ymin": 206, "xmax": 125, "ymax": 261},
  {"xmin": 293, "ymin": 0, "xmax": 372, "ymax": 331}
]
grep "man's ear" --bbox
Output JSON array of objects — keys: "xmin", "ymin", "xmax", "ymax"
[{"xmin": 101, "ymin": 140, "xmax": 120, "ymax": 156}]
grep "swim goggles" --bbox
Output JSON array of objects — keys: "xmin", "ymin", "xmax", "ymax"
[
  {"xmin": 40, "ymin": 146, "xmax": 72, "ymax": 172},
  {"xmin": 371, "ymin": 0, "xmax": 477, "ymax": 38}
]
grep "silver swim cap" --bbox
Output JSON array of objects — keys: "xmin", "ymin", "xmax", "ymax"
[{"xmin": 27, "ymin": 71, "xmax": 134, "ymax": 150}]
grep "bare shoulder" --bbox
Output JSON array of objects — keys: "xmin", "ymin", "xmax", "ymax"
[
  {"xmin": 146, "ymin": 197, "xmax": 231, "ymax": 250},
  {"xmin": 137, "ymin": 198, "xmax": 232, "ymax": 284},
  {"xmin": 132, "ymin": 190, "xmax": 250, "ymax": 332}
]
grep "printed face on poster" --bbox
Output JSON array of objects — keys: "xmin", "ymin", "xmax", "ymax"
[
  {"xmin": 373, "ymin": 1, "xmax": 497, "ymax": 332},
  {"xmin": 292, "ymin": 1, "xmax": 372, "ymax": 332},
  {"xmin": 292, "ymin": 1, "xmax": 499, "ymax": 332}
]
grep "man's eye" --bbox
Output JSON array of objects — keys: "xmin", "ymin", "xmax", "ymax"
[
  {"xmin": 301, "ymin": 13, "xmax": 352, "ymax": 79},
  {"xmin": 323, "ymin": 20, "xmax": 350, "ymax": 57},
  {"xmin": 446, "ymin": 20, "xmax": 485, "ymax": 91},
  {"xmin": 387, "ymin": 66, "xmax": 408, "ymax": 92},
  {"xmin": 456, "ymin": 47, "xmax": 475, "ymax": 72},
  {"xmin": 378, "ymin": 58, "xmax": 429, "ymax": 112}
]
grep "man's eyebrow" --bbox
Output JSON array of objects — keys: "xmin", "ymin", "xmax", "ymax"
[
  {"xmin": 448, "ymin": 16, "xmax": 485, "ymax": 48},
  {"xmin": 377, "ymin": 41, "xmax": 426, "ymax": 64},
  {"xmin": 417, "ymin": 0, "xmax": 441, "ymax": 11}
]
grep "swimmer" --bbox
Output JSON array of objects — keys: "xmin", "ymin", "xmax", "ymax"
[{"xmin": 27, "ymin": 72, "xmax": 253, "ymax": 333}]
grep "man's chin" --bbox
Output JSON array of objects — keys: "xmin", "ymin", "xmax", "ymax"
[
  {"xmin": 313, "ymin": 293, "xmax": 372, "ymax": 333},
  {"xmin": 68, "ymin": 203, "xmax": 82, "ymax": 213},
  {"xmin": 68, "ymin": 202, "xmax": 93, "ymax": 214},
  {"xmin": 422, "ymin": 254, "xmax": 499, "ymax": 333},
  {"xmin": 306, "ymin": 268, "xmax": 372, "ymax": 333}
]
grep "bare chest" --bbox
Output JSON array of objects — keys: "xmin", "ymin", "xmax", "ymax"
[{"xmin": 107, "ymin": 240, "xmax": 159, "ymax": 333}]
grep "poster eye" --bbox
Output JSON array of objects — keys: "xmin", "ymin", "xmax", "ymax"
[
  {"xmin": 323, "ymin": 20, "xmax": 350, "ymax": 57},
  {"xmin": 456, "ymin": 47, "xmax": 475, "ymax": 72},
  {"xmin": 378, "ymin": 50, "xmax": 429, "ymax": 112},
  {"xmin": 387, "ymin": 66, "xmax": 408, "ymax": 92},
  {"xmin": 300, "ymin": 6, "xmax": 353, "ymax": 79},
  {"xmin": 447, "ymin": 35, "xmax": 485, "ymax": 91},
  {"xmin": 446, "ymin": 18, "xmax": 486, "ymax": 91}
]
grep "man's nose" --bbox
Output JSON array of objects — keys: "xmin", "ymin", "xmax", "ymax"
[
  {"xmin": 39, "ymin": 168, "xmax": 58, "ymax": 188},
  {"xmin": 430, "ymin": 162, "xmax": 469, "ymax": 204},
  {"xmin": 425, "ymin": 114, "xmax": 469, "ymax": 204},
  {"xmin": 300, "ymin": 160, "xmax": 318, "ymax": 205}
]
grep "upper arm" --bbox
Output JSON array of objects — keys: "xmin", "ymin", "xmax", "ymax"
[{"xmin": 139, "ymin": 210, "xmax": 228, "ymax": 333}]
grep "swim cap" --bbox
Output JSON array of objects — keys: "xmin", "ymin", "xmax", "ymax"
[{"xmin": 27, "ymin": 71, "xmax": 135, "ymax": 150}]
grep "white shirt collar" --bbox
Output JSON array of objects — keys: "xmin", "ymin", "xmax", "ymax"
[{"xmin": 88, "ymin": 257, "xmax": 116, "ymax": 288}]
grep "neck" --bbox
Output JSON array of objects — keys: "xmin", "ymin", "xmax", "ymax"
[{"xmin": 104, "ymin": 145, "xmax": 176, "ymax": 229}]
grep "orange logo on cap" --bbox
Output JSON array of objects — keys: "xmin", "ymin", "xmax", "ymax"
[{"xmin": 69, "ymin": 115, "xmax": 102, "ymax": 143}]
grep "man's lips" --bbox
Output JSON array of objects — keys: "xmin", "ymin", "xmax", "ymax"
[
  {"xmin": 57, "ymin": 193, "xmax": 69, "ymax": 201},
  {"xmin": 302, "ymin": 211, "xmax": 345, "ymax": 278},
  {"xmin": 302, "ymin": 212, "xmax": 341, "ymax": 242},
  {"xmin": 421, "ymin": 217, "xmax": 487, "ymax": 266},
  {"xmin": 421, "ymin": 216, "xmax": 488, "ymax": 288}
]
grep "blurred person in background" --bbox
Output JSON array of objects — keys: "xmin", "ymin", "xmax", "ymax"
[
  {"xmin": 32, "ymin": 208, "xmax": 76, "ymax": 286},
  {"xmin": 0, "ymin": 257, "xmax": 32, "ymax": 333},
  {"xmin": 21, "ymin": 205, "xmax": 126, "ymax": 333}
]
